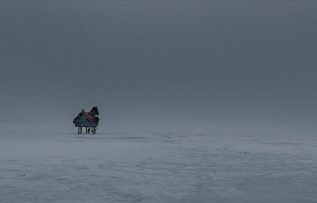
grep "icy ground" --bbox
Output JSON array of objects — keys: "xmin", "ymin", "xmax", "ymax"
[{"xmin": 0, "ymin": 121, "xmax": 317, "ymax": 203}]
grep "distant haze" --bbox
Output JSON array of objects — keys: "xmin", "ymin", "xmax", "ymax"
[{"xmin": 1, "ymin": 1, "xmax": 317, "ymax": 130}]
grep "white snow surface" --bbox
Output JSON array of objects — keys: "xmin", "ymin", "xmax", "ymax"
[{"xmin": 0, "ymin": 121, "xmax": 317, "ymax": 203}]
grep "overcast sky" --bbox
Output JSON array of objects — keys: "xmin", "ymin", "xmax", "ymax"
[{"xmin": 0, "ymin": 1, "xmax": 316, "ymax": 130}]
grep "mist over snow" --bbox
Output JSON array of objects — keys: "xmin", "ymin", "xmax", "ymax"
[{"xmin": 0, "ymin": 1, "xmax": 317, "ymax": 202}]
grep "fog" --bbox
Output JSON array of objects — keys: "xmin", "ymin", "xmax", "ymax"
[
  {"xmin": 1, "ymin": 2, "xmax": 317, "ymax": 202},
  {"xmin": 1, "ymin": 1, "xmax": 317, "ymax": 131}
]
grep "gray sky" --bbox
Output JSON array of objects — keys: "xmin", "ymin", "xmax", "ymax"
[{"xmin": 1, "ymin": 1, "xmax": 317, "ymax": 130}]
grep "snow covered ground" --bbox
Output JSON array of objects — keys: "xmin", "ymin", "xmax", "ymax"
[{"xmin": 0, "ymin": 121, "xmax": 317, "ymax": 202}]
